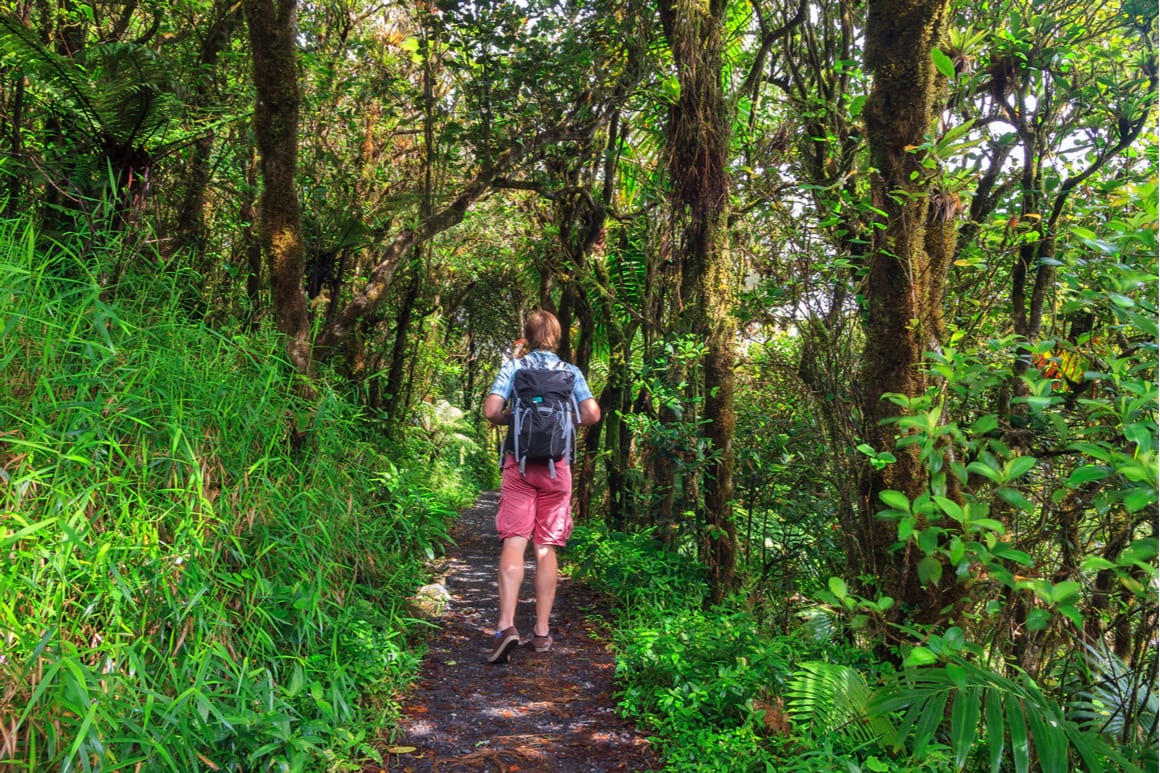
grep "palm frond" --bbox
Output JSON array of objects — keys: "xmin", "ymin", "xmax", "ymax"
[
  {"xmin": 1070, "ymin": 640, "xmax": 1159, "ymax": 749},
  {"xmin": 870, "ymin": 658, "xmax": 1144, "ymax": 773},
  {"xmin": 785, "ymin": 661, "xmax": 897, "ymax": 749},
  {"xmin": 797, "ymin": 605, "xmax": 838, "ymax": 647},
  {"xmin": 78, "ymin": 40, "xmax": 183, "ymax": 149}
]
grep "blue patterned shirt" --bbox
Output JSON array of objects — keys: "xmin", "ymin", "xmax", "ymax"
[{"xmin": 489, "ymin": 350, "xmax": 594, "ymax": 404}]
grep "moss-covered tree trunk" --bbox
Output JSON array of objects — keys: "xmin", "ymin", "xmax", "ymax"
[
  {"xmin": 859, "ymin": 0, "xmax": 953, "ymax": 616},
  {"xmin": 242, "ymin": 0, "xmax": 312, "ymax": 377},
  {"xmin": 657, "ymin": 0, "xmax": 739, "ymax": 604}
]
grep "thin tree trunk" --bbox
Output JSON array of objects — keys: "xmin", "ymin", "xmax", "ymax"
[
  {"xmin": 242, "ymin": 0, "xmax": 311, "ymax": 377},
  {"xmin": 241, "ymin": 148, "xmax": 263, "ymax": 331},
  {"xmin": 4, "ymin": 78, "xmax": 24, "ymax": 216},
  {"xmin": 385, "ymin": 261, "xmax": 421, "ymax": 426},
  {"xmin": 592, "ymin": 255, "xmax": 634, "ymax": 530},
  {"xmin": 174, "ymin": 2, "xmax": 242, "ymax": 260}
]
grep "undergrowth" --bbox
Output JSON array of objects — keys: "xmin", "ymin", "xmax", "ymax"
[
  {"xmin": 0, "ymin": 220, "xmax": 480, "ymax": 771},
  {"xmin": 569, "ymin": 526, "xmax": 949, "ymax": 772}
]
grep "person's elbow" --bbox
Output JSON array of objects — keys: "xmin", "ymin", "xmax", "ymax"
[
  {"xmin": 483, "ymin": 394, "xmax": 508, "ymax": 425},
  {"xmin": 578, "ymin": 398, "xmax": 601, "ymax": 426}
]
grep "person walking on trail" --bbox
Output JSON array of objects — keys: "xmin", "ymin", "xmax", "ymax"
[{"xmin": 482, "ymin": 310, "xmax": 601, "ymax": 664}]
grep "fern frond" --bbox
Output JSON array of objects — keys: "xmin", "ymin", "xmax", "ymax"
[
  {"xmin": 0, "ymin": 12, "xmax": 102, "ymax": 136},
  {"xmin": 0, "ymin": 13, "xmax": 185, "ymax": 153},
  {"xmin": 785, "ymin": 661, "xmax": 897, "ymax": 749}
]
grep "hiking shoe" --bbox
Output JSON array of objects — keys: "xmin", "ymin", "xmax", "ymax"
[
  {"xmin": 531, "ymin": 632, "xmax": 553, "ymax": 652},
  {"xmin": 488, "ymin": 627, "xmax": 521, "ymax": 664}
]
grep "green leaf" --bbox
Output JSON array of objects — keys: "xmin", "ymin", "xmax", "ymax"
[
  {"xmin": 1069, "ymin": 441, "xmax": 1111, "ymax": 461},
  {"xmin": 1025, "ymin": 704, "xmax": 1067, "ymax": 773},
  {"xmin": 985, "ymin": 688, "xmax": 1005, "ymax": 773},
  {"xmin": 903, "ymin": 646, "xmax": 938, "ymax": 667},
  {"xmin": 1080, "ymin": 556, "xmax": 1117, "ymax": 571},
  {"xmin": 951, "ymin": 686, "xmax": 982, "ymax": 770},
  {"xmin": 971, "ymin": 518, "xmax": 1007, "ymax": 533},
  {"xmin": 995, "ymin": 487, "xmax": 1034, "ymax": 511},
  {"xmin": 991, "ymin": 544, "xmax": 1032, "ymax": 564},
  {"xmin": 1108, "ymin": 292, "xmax": 1135, "ymax": 308},
  {"xmin": 970, "ymin": 414, "xmax": 1000, "ymax": 436},
  {"xmin": 1119, "ymin": 538, "xmax": 1158, "ymax": 565},
  {"xmin": 1067, "ymin": 465, "xmax": 1109, "ymax": 486},
  {"xmin": 1049, "ymin": 581, "xmax": 1082, "ymax": 605},
  {"xmin": 1123, "ymin": 486, "xmax": 1157, "ymax": 513},
  {"xmin": 1123, "ymin": 421, "xmax": 1153, "ymax": 450},
  {"xmin": 918, "ymin": 556, "xmax": 943, "ymax": 586},
  {"xmin": 933, "ymin": 495, "xmax": 964, "ymax": 522},
  {"xmin": 931, "ymin": 47, "xmax": 956, "ymax": 79},
  {"xmin": 1058, "ymin": 603, "xmax": 1083, "ymax": 629},
  {"xmin": 967, "ymin": 461, "xmax": 1001, "ymax": 481},
  {"xmin": 1008, "ymin": 694, "xmax": 1030, "ymax": 773},
  {"xmin": 1026, "ymin": 608, "xmax": 1051, "ymax": 631},
  {"xmin": 918, "ymin": 526, "xmax": 940, "ymax": 554},
  {"xmin": 879, "ymin": 489, "xmax": 911, "ymax": 512},
  {"xmin": 1003, "ymin": 455, "xmax": 1037, "ymax": 480},
  {"xmin": 913, "ymin": 689, "xmax": 948, "ymax": 755},
  {"xmin": 828, "ymin": 576, "xmax": 849, "ymax": 600}
]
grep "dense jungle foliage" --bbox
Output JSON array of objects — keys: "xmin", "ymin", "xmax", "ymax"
[{"xmin": 0, "ymin": 0, "xmax": 1156, "ymax": 770}]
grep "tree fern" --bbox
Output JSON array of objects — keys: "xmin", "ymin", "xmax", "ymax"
[{"xmin": 0, "ymin": 13, "xmax": 221, "ymax": 164}]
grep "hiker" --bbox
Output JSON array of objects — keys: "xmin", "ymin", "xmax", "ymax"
[{"xmin": 482, "ymin": 310, "xmax": 601, "ymax": 663}]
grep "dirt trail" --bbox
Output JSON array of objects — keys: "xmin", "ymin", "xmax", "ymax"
[{"xmin": 376, "ymin": 490, "xmax": 661, "ymax": 773}]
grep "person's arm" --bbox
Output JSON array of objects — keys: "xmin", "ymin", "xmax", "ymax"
[
  {"xmin": 483, "ymin": 393, "xmax": 509, "ymax": 426},
  {"xmin": 577, "ymin": 397, "xmax": 601, "ymax": 426}
]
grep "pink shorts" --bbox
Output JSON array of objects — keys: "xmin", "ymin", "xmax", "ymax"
[{"xmin": 495, "ymin": 455, "xmax": 574, "ymax": 546}]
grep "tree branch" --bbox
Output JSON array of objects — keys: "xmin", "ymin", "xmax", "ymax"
[{"xmin": 313, "ymin": 121, "xmax": 599, "ymax": 357}]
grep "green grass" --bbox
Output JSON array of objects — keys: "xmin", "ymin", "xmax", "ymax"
[{"xmin": 0, "ymin": 221, "xmax": 475, "ymax": 771}]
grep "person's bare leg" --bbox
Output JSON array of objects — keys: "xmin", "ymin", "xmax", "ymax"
[
  {"xmin": 497, "ymin": 536, "xmax": 528, "ymax": 632},
  {"xmin": 533, "ymin": 543, "xmax": 558, "ymax": 637}
]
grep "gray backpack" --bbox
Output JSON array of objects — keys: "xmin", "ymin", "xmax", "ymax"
[{"xmin": 504, "ymin": 359, "xmax": 580, "ymax": 478}]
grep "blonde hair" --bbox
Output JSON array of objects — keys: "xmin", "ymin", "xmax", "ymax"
[{"xmin": 523, "ymin": 310, "xmax": 561, "ymax": 351}]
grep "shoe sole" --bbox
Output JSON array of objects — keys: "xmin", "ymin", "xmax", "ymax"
[
  {"xmin": 532, "ymin": 637, "xmax": 552, "ymax": 652},
  {"xmin": 488, "ymin": 635, "xmax": 520, "ymax": 664}
]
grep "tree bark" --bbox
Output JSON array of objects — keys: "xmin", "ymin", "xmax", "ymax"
[
  {"xmin": 242, "ymin": 0, "xmax": 312, "ymax": 376},
  {"xmin": 859, "ymin": 0, "xmax": 952, "ymax": 615},
  {"xmin": 657, "ymin": 0, "xmax": 739, "ymax": 604},
  {"xmin": 592, "ymin": 254, "xmax": 636, "ymax": 530}
]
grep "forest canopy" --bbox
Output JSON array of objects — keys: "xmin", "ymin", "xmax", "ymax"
[{"xmin": 1, "ymin": 0, "xmax": 1156, "ymax": 769}]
